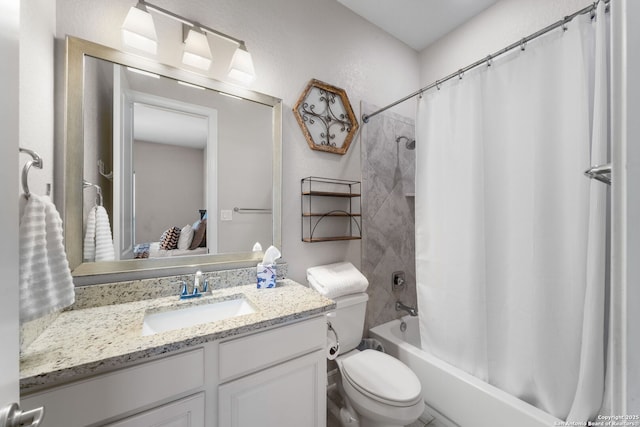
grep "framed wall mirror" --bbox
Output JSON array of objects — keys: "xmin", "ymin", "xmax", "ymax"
[{"xmin": 64, "ymin": 36, "xmax": 282, "ymax": 281}]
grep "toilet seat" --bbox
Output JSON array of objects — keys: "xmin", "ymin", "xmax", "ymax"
[{"xmin": 340, "ymin": 350, "xmax": 422, "ymax": 407}]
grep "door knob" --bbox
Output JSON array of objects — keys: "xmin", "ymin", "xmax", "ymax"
[{"xmin": 0, "ymin": 402, "xmax": 44, "ymax": 427}]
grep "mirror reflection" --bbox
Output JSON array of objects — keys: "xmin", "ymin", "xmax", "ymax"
[{"xmin": 81, "ymin": 55, "xmax": 273, "ymax": 265}]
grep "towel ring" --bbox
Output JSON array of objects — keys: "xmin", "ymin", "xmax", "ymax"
[
  {"xmin": 83, "ymin": 180, "xmax": 103, "ymax": 206},
  {"xmin": 19, "ymin": 147, "xmax": 43, "ymax": 199}
]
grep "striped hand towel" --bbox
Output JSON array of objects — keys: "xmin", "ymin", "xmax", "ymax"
[
  {"xmin": 19, "ymin": 194, "xmax": 75, "ymax": 323},
  {"xmin": 83, "ymin": 206, "xmax": 115, "ymax": 262},
  {"xmin": 94, "ymin": 206, "xmax": 115, "ymax": 261},
  {"xmin": 83, "ymin": 206, "xmax": 96, "ymax": 262}
]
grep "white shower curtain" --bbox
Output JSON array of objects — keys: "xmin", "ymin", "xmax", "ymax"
[{"xmin": 415, "ymin": 3, "xmax": 609, "ymax": 422}]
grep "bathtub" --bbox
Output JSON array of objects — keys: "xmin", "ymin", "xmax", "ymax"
[{"xmin": 370, "ymin": 316, "xmax": 563, "ymax": 427}]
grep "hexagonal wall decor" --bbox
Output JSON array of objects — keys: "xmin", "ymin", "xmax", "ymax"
[{"xmin": 293, "ymin": 79, "xmax": 359, "ymax": 155}]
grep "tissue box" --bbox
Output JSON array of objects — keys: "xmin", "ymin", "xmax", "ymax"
[{"xmin": 257, "ymin": 263, "xmax": 277, "ymax": 289}]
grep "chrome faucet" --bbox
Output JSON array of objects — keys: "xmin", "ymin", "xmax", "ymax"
[
  {"xmin": 179, "ymin": 270, "xmax": 209, "ymax": 299},
  {"xmin": 395, "ymin": 300, "xmax": 418, "ymax": 317}
]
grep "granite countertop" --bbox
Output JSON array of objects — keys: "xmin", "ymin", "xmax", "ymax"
[{"xmin": 20, "ymin": 279, "xmax": 335, "ymax": 393}]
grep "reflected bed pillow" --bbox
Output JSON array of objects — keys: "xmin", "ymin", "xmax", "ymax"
[
  {"xmin": 189, "ymin": 219, "xmax": 207, "ymax": 250},
  {"xmin": 177, "ymin": 224, "xmax": 194, "ymax": 250},
  {"xmin": 159, "ymin": 226, "xmax": 180, "ymax": 250}
]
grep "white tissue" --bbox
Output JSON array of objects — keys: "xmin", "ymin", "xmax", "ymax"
[
  {"xmin": 262, "ymin": 245, "xmax": 281, "ymax": 265},
  {"xmin": 252, "ymin": 242, "xmax": 263, "ymax": 252},
  {"xmin": 257, "ymin": 246, "xmax": 281, "ymax": 289}
]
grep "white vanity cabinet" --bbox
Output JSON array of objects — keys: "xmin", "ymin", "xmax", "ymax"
[
  {"xmin": 21, "ymin": 348, "xmax": 207, "ymax": 427},
  {"xmin": 20, "ymin": 315, "xmax": 327, "ymax": 427},
  {"xmin": 105, "ymin": 393, "xmax": 205, "ymax": 427},
  {"xmin": 217, "ymin": 316, "xmax": 326, "ymax": 427}
]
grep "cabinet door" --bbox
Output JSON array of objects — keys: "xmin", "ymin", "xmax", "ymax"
[
  {"xmin": 106, "ymin": 393, "xmax": 205, "ymax": 427},
  {"xmin": 21, "ymin": 349, "xmax": 204, "ymax": 427},
  {"xmin": 218, "ymin": 350, "xmax": 326, "ymax": 427}
]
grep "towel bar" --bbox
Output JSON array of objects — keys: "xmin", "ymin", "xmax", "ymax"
[{"xmin": 233, "ymin": 207, "xmax": 272, "ymax": 214}]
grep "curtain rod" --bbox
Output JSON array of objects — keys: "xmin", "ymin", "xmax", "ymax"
[{"xmin": 362, "ymin": 0, "xmax": 610, "ymax": 124}]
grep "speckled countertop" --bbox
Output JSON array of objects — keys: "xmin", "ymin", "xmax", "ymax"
[{"xmin": 20, "ymin": 279, "xmax": 334, "ymax": 393}]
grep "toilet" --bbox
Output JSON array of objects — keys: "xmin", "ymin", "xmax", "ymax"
[{"xmin": 329, "ymin": 293, "xmax": 424, "ymax": 427}]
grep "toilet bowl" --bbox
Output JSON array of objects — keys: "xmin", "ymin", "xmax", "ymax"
[
  {"xmin": 325, "ymin": 293, "xmax": 424, "ymax": 427},
  {"xmin": 337, "ymin": 349, "xmax": 424, "ymax": 427}
]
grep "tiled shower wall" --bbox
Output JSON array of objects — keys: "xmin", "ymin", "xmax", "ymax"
[{"xmin": 361, "ymin": 102, "xmax": 417, "ymax": 333}]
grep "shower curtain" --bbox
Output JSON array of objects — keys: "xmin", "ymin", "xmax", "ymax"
[{"xmin": 415, "ymin": 3, "xmax": 609, "ymax": 422}]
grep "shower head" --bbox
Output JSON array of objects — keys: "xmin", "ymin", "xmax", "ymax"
[{"xmin": 396, "ymin": 136, "xmax": 415, "ymax": 150}]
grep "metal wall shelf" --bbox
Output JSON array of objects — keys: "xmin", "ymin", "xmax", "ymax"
[{"xmin": 301, "ymin": 177, "xmax": 361, "ymax": 242}]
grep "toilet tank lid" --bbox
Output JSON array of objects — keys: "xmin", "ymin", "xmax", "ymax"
[{"xmin": 334, "ymin": 292, "xmax": 369, "ymax": 308}]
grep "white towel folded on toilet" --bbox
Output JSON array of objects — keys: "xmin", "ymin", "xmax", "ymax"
[{"xmin": 307, "ymin": 261, "xmax": 369, "ymax": 299}]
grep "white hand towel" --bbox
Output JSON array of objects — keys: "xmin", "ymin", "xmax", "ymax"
[
  {"xmin": 19, "ymin": 194, "xmax": 75, "ymax": 323},
  {"xmin": 94, "ymin": 206, "xmax": 115, "ymax": 261},
  {"xmin": 306, "ymin": 261, "xmax": 369, "ymax": 299},
  {"xmin": 83, "ymin": 206, "xmax": 96, "ymax": 262}
]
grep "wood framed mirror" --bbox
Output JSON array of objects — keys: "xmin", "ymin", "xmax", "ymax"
[{"xmin": 64, "ymin": 36, "xmax": 282, "ymax": 283}]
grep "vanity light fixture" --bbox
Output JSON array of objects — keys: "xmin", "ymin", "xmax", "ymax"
[
  {"xmin": 228, "ymin": 43, "xmax": 256, "ymax": 84},
  {"xmin": 121, "ymin": 1, "xmax": 157, "ymax": 54},
  {"xmin": 122, "ymin": 0, "xmax": 256, "ymax": 82},
  {"xmin": 182, "ymin": 25, "xmax": 212, "ymax": 70}
]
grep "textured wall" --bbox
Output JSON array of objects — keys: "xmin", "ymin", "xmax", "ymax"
[
  {"xmin": 418, "ymin": 0, "xmax": 595, "ymax": 86},
  {"xmin": 361, "ymin": 102, "xmax": 415, "ymax": 332},
  {"xmin": 19, "ymin": 0, "xmax": 55, "ymax": 199}
]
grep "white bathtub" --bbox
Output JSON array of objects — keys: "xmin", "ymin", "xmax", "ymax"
[{"xmin": 370, "ymin": 316, "xmax": 563, "ymax": 427}]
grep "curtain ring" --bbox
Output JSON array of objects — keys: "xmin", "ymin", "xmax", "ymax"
[
  {"xmin": 562, "ymin": 16, "xmax": 569, "ymax": 31},
  {"xmin": 458, "ymin": 69, "xmax": 464, "ymax": 80},
  {"xmin": 486, "ymin": 55, "xmax": 492, "ymax": 67},
  {"xmin": 435, "ymin": 80, "xmax": 441, "ymax": 90},
  {"xmin": 520, "ymin": 38, "xmax": 527, "ymax": 51},
  {"xmin": 418, "ymin": 90, "xmax": 423, "ymax": 99},
  {"xmin": 590, "ymin": 1, "xmax": 597, "ymax": 19}
]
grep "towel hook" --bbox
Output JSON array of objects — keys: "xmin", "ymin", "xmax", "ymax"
[
  {"xmin": 584, "ymin": 163, "xmax": 611, "ymax": 185},
  {"xmin": 19, "ymin": 147, "xmax": 43, "ymax": 199},
  {"xmin": 97, "ymin": 159, "xmax": 113, "ymax": 181}
]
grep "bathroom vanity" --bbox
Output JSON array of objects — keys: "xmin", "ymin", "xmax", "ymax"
[{"xmin": 19, "ymin": 279, "xmax": 334, "ymax": 427}]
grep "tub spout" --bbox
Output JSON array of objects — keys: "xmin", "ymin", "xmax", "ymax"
[{"xmin": 396, "ymin": 301, "xmax": 418, "ymax": 317}]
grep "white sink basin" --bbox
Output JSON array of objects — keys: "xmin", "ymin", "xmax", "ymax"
[{"xmin": 142, "ymin": 297, "xmax": 255, "ymax": 336}]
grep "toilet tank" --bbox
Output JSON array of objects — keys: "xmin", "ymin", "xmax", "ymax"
[{"xmin": 330, "ymin": 293, "xmax": 369, "ymax": 354}]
